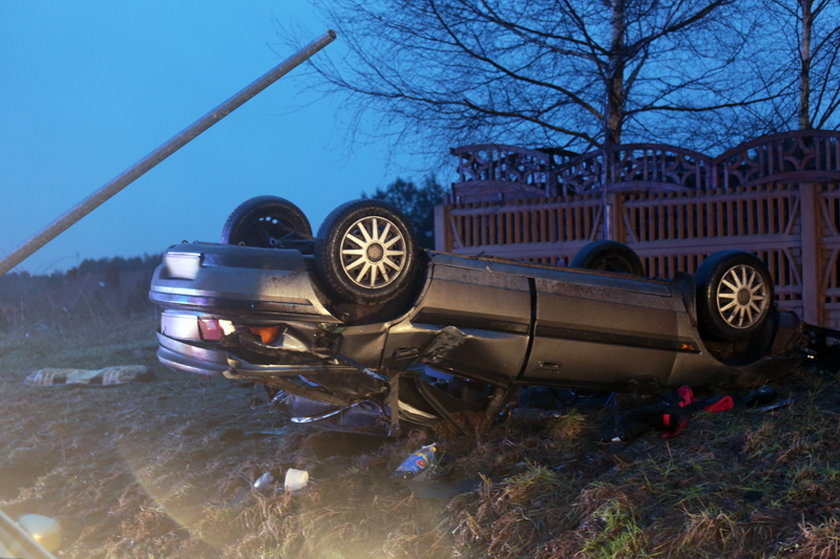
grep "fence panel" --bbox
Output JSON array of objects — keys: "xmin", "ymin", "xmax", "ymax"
[
  {"xmin": 437, "ymin": 185, "xmax": 840, "ymax": 326},
  {"xmin": 441, "ymin": 132, "xmax": 840, "ymax": 327}
]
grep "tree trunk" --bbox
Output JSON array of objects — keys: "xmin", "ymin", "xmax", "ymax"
[
  {"xmin": 800, "ymin": 0, "xmax": 813, "ymax": 129},
  {"xmin": 605, "ymin": 0, "xmax": 626, "ymax": 147}
]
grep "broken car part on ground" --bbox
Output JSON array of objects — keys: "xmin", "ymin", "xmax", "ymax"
[{"xmin": 148, "ymin": 197, "xmax": 811, "ymax": 436}]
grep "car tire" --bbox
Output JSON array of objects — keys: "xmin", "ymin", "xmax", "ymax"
[
  {"xmin": 315, "ymin": 199, "xmax": 423, "ymax": 305},
  {"xmin": 695, "ymin": 250, "xmax": 774, "ymax": 341},
  {"xmin": 571, "ymin": 240, "xmax": 645, "ymax": 276},
  {"xmin": 221, "ymin": 196, "xmax": 312, "ymax": 247}
]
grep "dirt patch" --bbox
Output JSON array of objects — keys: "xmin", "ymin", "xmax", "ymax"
[{"xmin": 1, "ymin": 305, "xmax": 839, "ymax": 557}]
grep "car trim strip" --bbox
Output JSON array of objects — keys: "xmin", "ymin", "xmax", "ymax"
[
  {"xmin": 413, "ymin": 310, "xmax": 530, "ymax": 335},
  {"xmin": 516, "ymin": 277, "xmax": 539, "ymax": 380},
  {"xmin": 150, "ymin": 291, "xmax": 338, "ymax": 321},
  {"xmin": 151, "ymin": 285, "xmax": 311, "ymax": 305},
  {"xmin": 535, "ymin": 324, "xmax": 700, "ymax": 353}
]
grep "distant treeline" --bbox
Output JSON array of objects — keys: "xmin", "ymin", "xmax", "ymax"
[
  {"xmin": 73, "ymin": 253, "xmax": 162, "ymax": 274},
  {"xmin": 0, "ymin": 253, "xmax": 161, "ymax": 304}
]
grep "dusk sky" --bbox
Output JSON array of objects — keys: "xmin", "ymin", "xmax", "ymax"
[{"xmin": 1, "ymin": 1, "xmax": 435, "ymax": 274}]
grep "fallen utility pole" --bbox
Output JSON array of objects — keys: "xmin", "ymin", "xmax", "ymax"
[{"xmin": 0, "ymin": 29, "xmax": 337, "ymax": 275}]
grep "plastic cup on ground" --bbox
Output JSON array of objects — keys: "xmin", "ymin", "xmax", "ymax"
[{"xmin": 284, "ymin": 468, "xmax": 309, "ymax": 492}]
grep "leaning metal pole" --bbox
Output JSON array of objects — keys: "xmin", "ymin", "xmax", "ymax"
[{"xmin": 0, "ymin": 30, "xmax": 336, "ymax": 275}]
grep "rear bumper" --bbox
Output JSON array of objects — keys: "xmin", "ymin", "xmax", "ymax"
[
  {"xmin": 156, "ymin": 332, "xmax": 229, "ymax": 376},
  {"xmin": 156, "ymin": 331, "xmax": 358, "ymax": 378}
]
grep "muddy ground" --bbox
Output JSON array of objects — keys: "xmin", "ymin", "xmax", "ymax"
[{"xmin": 1, "ymin": 296, "xmax": 839, "ymax": 558}]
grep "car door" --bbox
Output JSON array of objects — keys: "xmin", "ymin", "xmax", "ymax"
[
  {"xmin": 522, "ymin": 267, "xmax": 686, "ymax": 389},
  {"xmin": 384, "ymin": 255, "xmax": 532, "ymax": 385}
]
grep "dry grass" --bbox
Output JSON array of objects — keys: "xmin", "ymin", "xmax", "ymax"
[
  {"xmin": 1, "ymin": 272, "xmax": 839, "ymax": 558},
  {"xmin": 785, "ymin": 517, "xmax": 840, "ymax": 559},
  {"xmin": 546, "ymin": 410, "xmax": 588, "ymax": 443}
]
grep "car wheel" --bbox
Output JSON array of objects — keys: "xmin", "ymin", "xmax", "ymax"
[
  {"xmin": 695, "ymin": 250, "xmax": 774, "ymax": 341},
  {"xmin": 221, "ymin": 196, "xmax": 312, "ymax": 247},
  {"xmin": 315, "ymin": 199, "xmax": 422, "ymax": 305},
  {"xmin": 571, "ymin": 240, "xmax": 645, "ymax": 276}
]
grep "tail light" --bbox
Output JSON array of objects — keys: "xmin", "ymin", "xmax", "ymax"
[
  {"xmin": 248, "ymin": 326, "xmax": 282, "ymax": 344},
  {"xmin": 197, "ymin": 318, "xmax": 280, "ymax": 345},
  {"xmin": 198, "ymin": 318, "xmax": 234, "ymax": 341}
]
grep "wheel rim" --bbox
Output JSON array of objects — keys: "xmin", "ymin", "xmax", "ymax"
[
  {"xmin": 339, "ymin": 216, "xmax": 407, "ymax": 289},
  {"xmin": 715, "ymin": 264, "xmax": 769, "ymax": 329}
]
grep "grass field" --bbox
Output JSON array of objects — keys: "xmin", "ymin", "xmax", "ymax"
[{"xmin": 1, "ymin": 273, "xmax": 838, "ymax": 558}]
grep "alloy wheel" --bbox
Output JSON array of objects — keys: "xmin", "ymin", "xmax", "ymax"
[
  {"xmin": 715, "ymin": 264, "xmax": 769, "ymax": 329},
  {"xmin": 339, "ymin": 216, "xmax": 407, "ymax": 289}
]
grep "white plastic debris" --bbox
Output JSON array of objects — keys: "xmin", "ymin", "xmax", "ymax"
[{"xmin": 284, "ymin": 468, "xmax": 309, "ymax": 492}]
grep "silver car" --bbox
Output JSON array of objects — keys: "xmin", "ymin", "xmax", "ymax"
[{"xmin": 148, "ymin": 197, "xmax": 806, "ymax": 434}]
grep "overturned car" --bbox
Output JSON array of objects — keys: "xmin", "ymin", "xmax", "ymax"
[{"xmin": 148, "ymin": 197, "xmax": 807, "ymax": 435}]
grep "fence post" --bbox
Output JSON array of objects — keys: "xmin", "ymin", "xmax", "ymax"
[
  {"xmin": 799, "ymin": 182, "xmax": 822, "ymax": 325},
  {"xmin": 434, "ymin": 204, "xmax": 451, "ymax": 252},
  {"xmin": 607, "ymin": 192, "xmax": 624, "ymax": 242}
]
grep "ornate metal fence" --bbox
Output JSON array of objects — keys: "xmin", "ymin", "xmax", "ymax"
[
  {"xmin": 438, "ymin": 131, "xmax": 840, "ymax": 327},
  {"xmin": 450, "ymin": 145, "xmax": 555, "ymax": 201}
]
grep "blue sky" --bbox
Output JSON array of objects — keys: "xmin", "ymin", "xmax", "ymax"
[{"xmin": 1, "ymin": 1, "xmax": 436, "ymax": 274}]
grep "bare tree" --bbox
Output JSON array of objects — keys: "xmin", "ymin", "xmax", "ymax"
[
  {"xmin": 740, "ymin": 0, "xmax": 840, "ymax": 132},
  {"xmin": 303, "ymin": 0, "xmax": 768, "ymax": 154},
  {"xmin": 792, "ymin": 0, "xmax": 840, "ymax": 129}
]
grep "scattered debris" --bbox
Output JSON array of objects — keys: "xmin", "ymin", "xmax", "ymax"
[
  {"xmin": 24, "ymin": 365, "xmax": 154, "ymax": 387},
  {"xmin": 605, "ymin": 385, "xmax": 787, "ymax": 442},
  {"xmin": 233, "ymin": 468, "xmax": 309, "ymax": 500},
  {"xmin": 284, "ymin": 468, "xmax": 310, "ymax": 493},
  {"xmin": 252, "ymin": 472, "xmax": 275, "ymax": 494},
  {"xmin": 393, "ymin": 443, "xmax": 437, "ymax": 479},
  {"xmin": 749, "ymin": 396, "xmax": 796, "ymax": 413}
]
